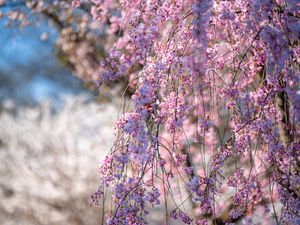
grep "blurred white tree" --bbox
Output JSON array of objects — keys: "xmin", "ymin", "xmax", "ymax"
[{"xmin": 0, "ymin": 96, "xmax": 118, "ymax": 225}]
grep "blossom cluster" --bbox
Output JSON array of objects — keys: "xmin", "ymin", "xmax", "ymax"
[{"xmin": 86, "ymin": 0, "xmax": 300, "ymax": 224}]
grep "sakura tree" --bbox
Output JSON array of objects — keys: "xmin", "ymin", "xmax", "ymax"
[
  {"xmin": 88, "ymin": 0, "xmax": 300, "ymax": 224},
  {"xmin": 2, "ymin": 0, "xmax": 299, "ymax": 224}
]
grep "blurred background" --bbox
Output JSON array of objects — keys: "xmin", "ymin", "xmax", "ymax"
[{"xmin": 0, "ymin": 2, "xmax": 120, "ymax": 224}]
